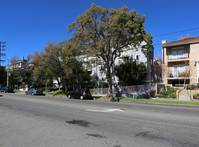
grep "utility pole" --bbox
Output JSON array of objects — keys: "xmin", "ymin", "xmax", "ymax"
[
  {"xmin": 3, "ymin": 57, "xmax": 9, "ymax": 87},
  {"xmin": 0, "ymin": 41, "xmax": 6, "ymax": 66}
]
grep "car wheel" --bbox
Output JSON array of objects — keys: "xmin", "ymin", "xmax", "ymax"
[
  {"xmin": 25, "ymin": 93, "xmax": 28, "ymax": 95},
  {"xmin": 80, "ymin": 96, "xmax": 84, "ymax": 100},
  {"xmin": 68, "ymin": 95, "xmax": 71, "ymax": 99},
  {"xmin": 31, "ymin": 93, "xmax": 34, "ymax": 96}
]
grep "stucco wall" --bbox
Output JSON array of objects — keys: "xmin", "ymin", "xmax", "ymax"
[{"xmin": 163, "ymin": 43, "xmax": 199, "ymax": 86}]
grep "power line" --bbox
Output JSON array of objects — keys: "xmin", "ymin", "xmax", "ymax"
[
  {"xmin": 152, "ymin": 27, "xmax": 199, "ymax": 47},
  {"xmin": 153, "ymin": 27, "xmax": 199, "ymax": 38}
]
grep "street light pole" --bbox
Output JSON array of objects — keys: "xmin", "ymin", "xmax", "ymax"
[{"xmin": 3, "ymin": 57, "xmax": 9, "ymax": 87}]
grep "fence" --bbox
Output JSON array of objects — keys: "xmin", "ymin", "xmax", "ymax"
[{"xmin": 89, "ymin": 83, "xmax": 156, "ymax": 97}]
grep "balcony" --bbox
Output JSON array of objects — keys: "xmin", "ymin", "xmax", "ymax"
[
  {"xmin": 167, "ymin": 53, "xmax": 189, "ymax": 63},
  {"xmin": 167, "ymin": 71, "xmax": 190, "ymax": 80}
]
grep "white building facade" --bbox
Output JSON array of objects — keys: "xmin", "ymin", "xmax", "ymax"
[{"xmin": 80, "ymin": 45, "xmax": 154, "ymax": 86}]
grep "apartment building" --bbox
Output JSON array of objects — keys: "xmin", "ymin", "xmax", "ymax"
[
  {"xmin": 81, "ymin": 44, "xmax": 154, "ymax": 85},
  {"xmin": 53, "ymin": 45, "xmax": 154, "ymax": 88},
  {"xmin": 10, "ymin": 56, "xmax": 28, "ymax": 70},
  {"xmin": 162, "ymin": 36, "xmax": 199, "ymax": 86}
]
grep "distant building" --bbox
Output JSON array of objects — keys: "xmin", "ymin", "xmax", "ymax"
[
  {"xmin": 162, "ymin": 36, "xmax": 199, "ymax": 87},
  {"xmin": 10, "ymin": 56, "xmax": 28, "ymax": 70}
]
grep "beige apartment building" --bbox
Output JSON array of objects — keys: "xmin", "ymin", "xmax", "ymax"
[{"xmin": 162, "ymin": 36, "xmax": 199, "ymax": 87}]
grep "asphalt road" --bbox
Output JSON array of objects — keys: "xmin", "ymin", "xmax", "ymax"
[{"xmin": 0, "ymin": 93, "xmax": 199, "ymax": 147}]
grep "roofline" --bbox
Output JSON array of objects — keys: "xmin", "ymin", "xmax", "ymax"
[{"xmin": 162, "ymin": 39, "xmax": 199, "ymax": 47}]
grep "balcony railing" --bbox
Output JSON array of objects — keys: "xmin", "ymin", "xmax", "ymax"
[
  {"xmin": 168, "ymin": 53, "xmax": 189, "ymax": 60},
  {"xmin": 167, "ymin": 71, "xmax": 190, "ymax": 79}
]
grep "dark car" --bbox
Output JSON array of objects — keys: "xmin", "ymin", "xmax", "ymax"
[
  {"xmin": 25, "ymin": 88, "xmax": 45, "ymax": 96},
  {"xmin": 68, "ymin": 89, "xmax": 93, "ymax": 100},
  {"xmin": 0, "ymin": 86, "xmax": 14, "ymax": 93}
]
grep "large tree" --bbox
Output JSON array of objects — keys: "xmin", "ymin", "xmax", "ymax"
[
  {"xmin": 31, "ymin": 41, "xmax": 91, "ymax": 92},
  {"xmin": 28, "ymin": 51, "xmax": 51, "ymax": 87},
  {"xmin": 9, "ymin": 68, "xmax": 34, "ymax": 88},
  {"xmin": 9, "ymin": 70, "xmax": 21, "ymax": 87},
  {"xmin": 68, "ymin": 3, "xmax": 152, "ymax": 98}
]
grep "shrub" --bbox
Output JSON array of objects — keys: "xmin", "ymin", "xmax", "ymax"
[
  {"xmin": 168, "ymin": 93, "xmax": 177, "ymax": 98},
  {"xmin": 193, "ymin": 93, "xmax": 199, "ymax": 99},
  {"xmin": 159, "ymin": 86, "xmax": 176, "ymax": 98},
  {"xmin": 187, "ymin": 84, "xmax": 198, "ymax": 90},
  {"xmin": 167, "ymin": 86, "xmax": 175, "ymax": 92}
]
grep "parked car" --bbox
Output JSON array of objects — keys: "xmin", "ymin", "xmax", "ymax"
[
  {"xmin": 68, "ymin": 89, "xmax": 93, "ymax": 100},
  {"xmin": 25, "ymin": 88, "xmax": 45, "ymax": 96},
  {"xmin": 0, "ymin": 86, "xmax": 14, "ymax": 93}
]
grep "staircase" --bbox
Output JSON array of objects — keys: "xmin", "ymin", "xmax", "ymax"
[{"xmin": 178, "ymin": 89, "xmax": 191, "ymax": 101}]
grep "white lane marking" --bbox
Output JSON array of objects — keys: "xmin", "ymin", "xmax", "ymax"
[{"xmin": 86, "ymin": 108, "xmax": 124, "ymax": 112}]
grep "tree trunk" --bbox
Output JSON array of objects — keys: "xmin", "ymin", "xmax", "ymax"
[
  {"xmin": 57, "ymin": 78, "xmax": 61, "ymax": 90},
  {"xmin": 106, "ymin": 63, "xmax": 113, "ymax": 99},
  {"xmin": 64, "ymin": 83, "xmax": 68, "ymax": 95}
]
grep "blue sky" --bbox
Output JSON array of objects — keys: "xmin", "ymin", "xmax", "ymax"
[{"xmin": 1, "ymin": 0, "xmax": 199, "ymax": 66}]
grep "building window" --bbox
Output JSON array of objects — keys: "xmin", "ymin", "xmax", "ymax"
[
  {"xmin": 173, "ymin": 65, "xmax": 185, "ymax": 77},
  {"xmin": 136, "ymin": 55, "xmax": 140, "ymax": 60},
  {"xmin": 123, "ymin": 56, "xmax": 129, "ymax": 62},
  {"xmin": 172, "ymin": 49, "xmax": 184, "ymax": 59}
]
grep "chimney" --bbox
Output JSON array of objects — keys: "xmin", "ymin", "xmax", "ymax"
[{"xmin": 162, "ymin": 40, "xmax": 167, "ymax": 44}]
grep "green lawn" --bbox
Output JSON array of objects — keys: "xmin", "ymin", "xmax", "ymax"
[
  {"xmin": 94, "ymin": 96, "xmax": 199, "ymax": 105},
  {"xmin": 14, "ymin": 89, "xmax": 21, "ymax": 92},
  {"xmin": 120, "ymin": 97, "xmax": 199, "ymax": 105},
  {"xmin": 44, "ymin": 90, "xmax": 66, "ymax": 96}
]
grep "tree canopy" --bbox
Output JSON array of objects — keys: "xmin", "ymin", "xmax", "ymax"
[
  {"xmin": 68, "ymin": 3, "xmax": 152, "ymax": 97},
  {"xmin": 9, "ymin": 68, "xmax": 33, "ymax": 88},
  {"xmin": 30, "ymin": 41, "xmax": 91, "ymax": 91}
]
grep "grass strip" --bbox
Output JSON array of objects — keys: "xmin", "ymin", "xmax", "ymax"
[
  {"xmin": 44, "ymin": 91, "xmax": 66, "ymax": 96},
  {"xmin": 14, "ymin": 89, "xmax": 21, "ymax": 92},
  {"xmin": 120, "ymin": 98, "xmax": 199, "ymax": 105},
  {"xmin": 95, "ymin": 96, "xmax": 199, "ymax": 105}
]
